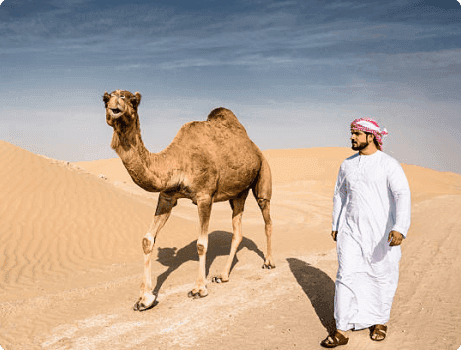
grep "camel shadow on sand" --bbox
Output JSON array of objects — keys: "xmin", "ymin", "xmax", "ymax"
[
  {"xmin": 287, "ymin": 258, "xmax": 336, "ymax": 335},
  {"xmin": 153, "ymin": 231, "xmax": 265, "ymax": 297}
]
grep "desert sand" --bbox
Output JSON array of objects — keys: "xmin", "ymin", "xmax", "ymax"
[{"xmin": 1, "ymin": 140, "xmax": 460, "ymax": 349}]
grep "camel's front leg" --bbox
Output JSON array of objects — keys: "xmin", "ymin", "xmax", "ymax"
[
  {"xmin": 133, "ymin": 194, "xmax": 177, "ymax": 311},
  {"xmin": 212, "ymin": 193, "xmax": 247, "ymax": 283},
  {"xmin": 188, "ymin": 195, "xmax": 212, "ymax": 299}
]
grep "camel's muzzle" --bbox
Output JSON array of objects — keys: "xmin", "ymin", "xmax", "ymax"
[{"xmin": 109, "ymin": 108, "xmax": 123, "ymax": 119}]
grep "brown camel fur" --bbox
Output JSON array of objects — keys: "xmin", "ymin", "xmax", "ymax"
[{"xmin": 103, "ymin": 90, "xmax": 274, "ymax": 311}]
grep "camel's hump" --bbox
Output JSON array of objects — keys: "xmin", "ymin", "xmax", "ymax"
[{"xmin": 207, "ymin": 107, "xmax": 241, "ymax": 125}]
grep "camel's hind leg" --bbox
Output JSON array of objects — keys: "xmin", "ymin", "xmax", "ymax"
[
  {"xmin": 253, "ymin": 156, "xmax": 275, "ymax": 269},
  {"xmin": 257, "ymin": 199, "xmax": 274, "ymax": 269},
  {"xmin": 133, "ymin": 194, "xmax": 177, "ymax": 311},
  {"xmin": 212, "ymin": 190, "xmax": 249, "ymax": 284}
]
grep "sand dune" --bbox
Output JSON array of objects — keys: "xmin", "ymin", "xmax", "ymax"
[
  {"xmin": 1, "ymin": 141, "xmax": 460, "ymax": 349},
  {"xmin": 0, "ymin": 141, "xmax": 156, "ymax": 298}
]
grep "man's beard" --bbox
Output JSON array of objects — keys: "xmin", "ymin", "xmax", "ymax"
[{"xmin": 351, "ymin": 140, "xmax": 369, "ymax": 151}]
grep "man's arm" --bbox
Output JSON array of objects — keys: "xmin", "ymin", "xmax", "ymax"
[
  {"xmin": 332, "ymin": 165, "xmax": 347, "ymax": 241},
  {"xmin": 387, "ymin": 159, "xmax": 411, "ymax": 241}
]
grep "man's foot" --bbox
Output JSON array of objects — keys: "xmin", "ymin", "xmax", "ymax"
[
  {"xmin": 320, "ymin": 331, "xmax": 349, "ymax": 348},
  {"xmin": 370, "ymin": 324, "xmax": 387, "ymax": 341}
]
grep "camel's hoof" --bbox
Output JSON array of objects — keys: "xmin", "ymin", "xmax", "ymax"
[
  {"xmin": 212, "ymin": 276, "xmax": 229, "ymax": 284},
  {"xmin": 262, "ymin": 263, "xmax": 275, "ymax": 269},
  {"xmin": 187, "ymin": 290, "xmax": 208, "ymax": 299},
  {"xmin": 133, "ymin": 300, "xmax": 154, "ymax": 312},
  {"xmin": 133, "ymin": 294, "xmax": 156, "ymax": 311}
]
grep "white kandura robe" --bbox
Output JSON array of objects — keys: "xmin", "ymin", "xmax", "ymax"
[{"xmin": 332, "ymin": 150, "xmax": 411, "ymax": 331}]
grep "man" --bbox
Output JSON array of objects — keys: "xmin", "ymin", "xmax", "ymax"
[{"xmin": 321, "ymin": 118, "xmax": 411, "ymax": 348}]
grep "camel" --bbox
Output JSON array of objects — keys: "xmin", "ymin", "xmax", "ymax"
[{"xmin": 103, "ymin": 90, "xmax": 274, "ymax": 311}]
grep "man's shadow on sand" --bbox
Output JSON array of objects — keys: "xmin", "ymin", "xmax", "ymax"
[
  {"xmin": 287, "ymin": 258, "xmax": 336, "ymax": 335},
  {"xmin": 152, "ymin": 230, "xmax": 265, "ymax": 297}
]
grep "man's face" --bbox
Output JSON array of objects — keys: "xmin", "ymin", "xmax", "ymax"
[{"xmin": 350, "ymin": 130, "xmax": 371, "ymax": 151}]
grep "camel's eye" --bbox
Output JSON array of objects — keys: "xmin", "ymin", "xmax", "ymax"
[{"xmin": 121, "ymin": 96, "xmax": 125, "ymax": 99}]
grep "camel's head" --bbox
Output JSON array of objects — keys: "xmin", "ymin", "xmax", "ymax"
[{"xmin": 103, "ymin": 90, "xmax": 142, "ymax": 129}]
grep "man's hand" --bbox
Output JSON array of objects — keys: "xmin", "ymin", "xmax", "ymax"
[
  {"xmin": 331, "ymin": 231, "xmax": 338, "ymax": 241},
  {"xmin": 388, "ymin": 230, "xmax": 404, "ymax": 246}
]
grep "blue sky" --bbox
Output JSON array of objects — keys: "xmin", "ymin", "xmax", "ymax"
[{"xmin": 1, "ymin": 0, "xmax": 461, "ymax": 173}]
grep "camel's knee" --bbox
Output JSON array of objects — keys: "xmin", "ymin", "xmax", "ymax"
[
  {"xmin": 196, "ymin": 235, "xmax": 208, "ymax": 256},
  {"xmin": 197, "ymin": 243, "xmax": 207, "ymax": 256},
  {"xmin": 257, "ymin": 198, "xmax": 269, "ymax": 209},
  {"xmin": 257, "ymin": 199, "xmax": 272, "ymax": 223},
  {"xmin": 142, "ymin": 236, "xmax": 155, "ymax": 255}
]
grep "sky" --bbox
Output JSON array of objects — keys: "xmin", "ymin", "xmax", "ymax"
[{"xmin": 1, "ymin": 0, "xmax": 461, "ymax": 173}]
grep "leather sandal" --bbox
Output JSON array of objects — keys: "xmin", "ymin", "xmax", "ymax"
[
  {"xmin": 321, "ymin": 331, "xmax": 349, "ymax": 348},
  {"xmin": 370, "ymin": 324, "xmax": 387, "ymax": 341}
]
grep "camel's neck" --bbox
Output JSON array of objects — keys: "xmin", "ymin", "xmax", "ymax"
[{"xmin": 111, "ymin": 121, "xmax": 167, "ymax": 192}]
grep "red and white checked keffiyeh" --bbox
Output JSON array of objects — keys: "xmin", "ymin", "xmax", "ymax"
[{"xmin": 351, "ymin": 118, "xmax": 388, "ymax": 151}]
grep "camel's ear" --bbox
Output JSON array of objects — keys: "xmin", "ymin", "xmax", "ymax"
[
  {"xmin": 131, "ymin": 92, "xmax": 141, "ymax": 109},
  {"xmin": 103, "ymin": 92, "xmax": 110, "ymax": 106}
]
